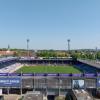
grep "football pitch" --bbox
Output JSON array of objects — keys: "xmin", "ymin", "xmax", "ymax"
[{"xmin": 16, "ymin": 65, "xmax": 81, "ymax": 73}]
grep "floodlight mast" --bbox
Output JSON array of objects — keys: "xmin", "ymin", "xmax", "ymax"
[
  {"xmin": 27, "ymin": 39, "xmax": 30, "ymax": 57},
  {"xmin": 67, "ymin": 39, "xmax": 70, "ymax": 53}
]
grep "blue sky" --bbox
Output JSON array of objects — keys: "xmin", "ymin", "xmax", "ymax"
[{"xmin": 0, "ymin": 0, "xmax": 100, "ymax": 50}]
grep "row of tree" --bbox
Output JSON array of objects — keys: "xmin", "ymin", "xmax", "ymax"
[
  {"xmin": 36, "ymin": 50, "xmax": 69, "ymax": 58},
  {"xmin": 71, "ymin": 51, "xmax": 100, "ymax": 60},
  {"xmin": 1, "ymin": 48, "xmax": 100, "ymax": 60},
  {"xmin": 36, "ymin": 50, "xmax": 100, "ymax": 60}
]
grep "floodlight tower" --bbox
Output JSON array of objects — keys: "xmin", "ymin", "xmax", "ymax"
[
  {"xmin": 27, "ymin": 39, "xmax": 30, "ymax": 57},
  {"xmin": 67, "ymin": 39, "xmax": 71, "ymax": 53}
]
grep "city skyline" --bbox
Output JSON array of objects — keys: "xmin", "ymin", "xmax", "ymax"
[{"xmin": 0, "ymin": 0, "xmax": 100, "ymax": 50}]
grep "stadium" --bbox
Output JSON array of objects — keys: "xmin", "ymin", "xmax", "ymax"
[
  {"xmin": 0, "ymin": 0, "xmax": 100, "ymax": 99},
  {"xmin": 0, "ymin": 57, "xmax": 100, "ymax": 100}
]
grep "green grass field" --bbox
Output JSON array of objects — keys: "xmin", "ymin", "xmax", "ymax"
[{"xmin": 16, "ymin": 65, "xmax": 81, "ymax": 73}]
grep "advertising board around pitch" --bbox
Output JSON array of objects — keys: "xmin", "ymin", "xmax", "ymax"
[{"xmin": 0, "ymin": 77, "xmax": 21, "ymax": 87}]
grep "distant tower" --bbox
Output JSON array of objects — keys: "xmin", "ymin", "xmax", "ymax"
[
  {"xmin": 27, "ymin": 39, "xmax": 30, "ymax": 57},
  {"xmin": 96, "ymin": 47, "xmax": 98, "ymax": 52},
  {"xmin": 8, "ymin": 44, "xmax": 10, "ymax": 50},
  {"xmin": 67, "ymin": 39, "xmax": 70, "ymax": 53},
  {"xmin": 6, "ymin": 44, "xmax": 10, "ymax": 54}
]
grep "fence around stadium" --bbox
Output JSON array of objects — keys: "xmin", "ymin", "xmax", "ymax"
[{"xmin": 0, "ymin": 73, "xmax": 99, "ymax": 90}]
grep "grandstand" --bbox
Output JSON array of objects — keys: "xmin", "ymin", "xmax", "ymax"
[
  {"xmin": 78, "ymin": 59, "xmax": 100, "ymax": 70},
  {"xmin": 0, "ymin": 57, "xmax": 22, "ymax": 73},
  {"xmin": 75, "ymin": 63, "xmax": 98, "ymax": 73}
]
